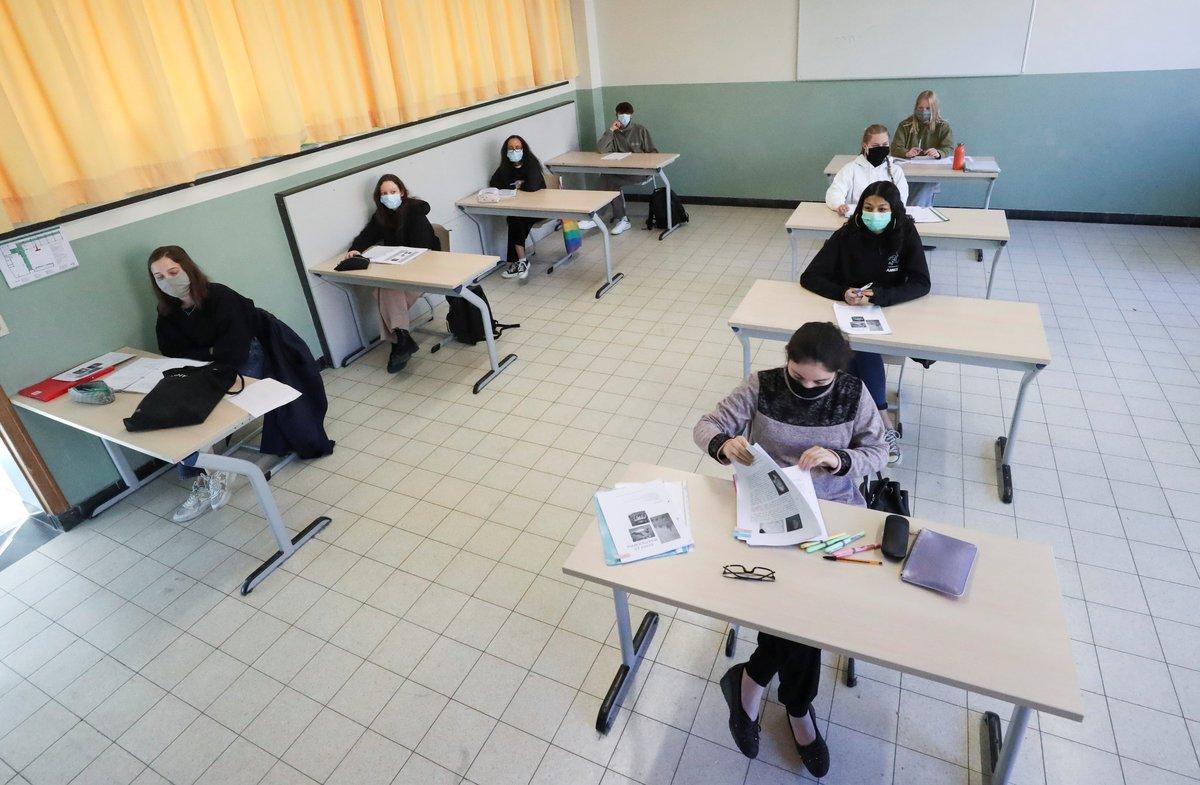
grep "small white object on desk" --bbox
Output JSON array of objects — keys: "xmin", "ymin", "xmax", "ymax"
[
  {"xmin": 226, "ymin": 378, "xmax": 300, "ymax": 418},
  {"xmin": 362, "ymin": 246, "xmax": 428, "ymax": 265},
  {"xmin": 907, "ymin": 206, "xmax": 949, "ymax": 223},
  {"xmin": 601, "ymin": 152, "xmax": 632, "ymax": 160},
  {"xmin": 965, "ymin": 159, "xmax": 1001, "ymax": 174},
  {"xmin": 833, "ymin": 302, "xmax": 892, "ymax": 335}
]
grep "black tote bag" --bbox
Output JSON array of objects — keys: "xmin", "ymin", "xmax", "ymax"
[{"xmin": 123, "ymin": 363, "xmax": 244, "ymax": 432}]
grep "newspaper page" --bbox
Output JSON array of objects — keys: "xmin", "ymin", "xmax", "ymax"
[
  {"xmin": 833, "ymin": 303, "xmax": 892, "ymax": 336},
  {"xmin": 596, "ymin": 481, "xmax": 693, "ymax": 563},
  {"xmin": 733, "ymin": 444, "xmax": 827, "ymax": 546}
]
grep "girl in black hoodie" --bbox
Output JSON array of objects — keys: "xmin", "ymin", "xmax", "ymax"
[
  {"xmin": 800, "ymin": 180, "xmax": 930, "ymax": 465},
  {"xmin": 488, "ymin": 134, "xmax": 546, "ymax": 280}
]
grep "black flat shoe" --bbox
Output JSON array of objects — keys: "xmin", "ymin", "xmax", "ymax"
[
  {"xmin": 793, "ymin": 705, "xmax": 829, "ymax": 778},
  {"xmin": 719, "ymin": 664, "xmax": 760, "ymax": 759},
  {"xmin": 387, "ymin": 329, "xmax": 417, "ymax": 373}
]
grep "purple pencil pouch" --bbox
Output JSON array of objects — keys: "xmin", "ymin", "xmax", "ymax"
[{"xmin": 900, "ymin": 529, "xmax": 977, "ymax": 598}]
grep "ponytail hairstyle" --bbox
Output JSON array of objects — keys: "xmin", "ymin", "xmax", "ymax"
[
  {"xmin": 371, "ymin": 174, "xmax": 411, "ymax": 233},
  {"xmin": 785, "ymin": 322, "xmax": 854, "ymax": 373},
  {"xmin": 904, "ymin": 90, "xmax": 942, "ymax": 136},
  {"xmin": 850, "ymin": 180, "xmax": 910, "ymax": 254},
  {"xmin": 861, "ymin": 123, "xmax": 895, "ymax": 184}
]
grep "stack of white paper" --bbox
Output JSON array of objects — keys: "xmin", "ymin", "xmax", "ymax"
[
  {"xmin": 595, "ymin": 480, "xmax": 694, "ymax": 565},
  {"xmin": 362, "ymin": 246, "xmax": 428, "ymax": 265},
  {"xmin": 907, "ymin": 206, "xmax": 948, "ymax": 223},
  {"xmin": 733, "ymin": 444, "xmax": 827, "ymax": 546},
  {"xmin": 965, "ymin": 158, "xmax": 1000, "ymax": 173},
  {"xmin": 601, "ymin": 152, "xmax": 632, "ymax": 161},
  {"xmin": 833, "ymin": 303, "xmax": 892, "ymax": 336},
  {"xmin": 895, "ymin": 156, "xmax": 956, "ymax": 167}
]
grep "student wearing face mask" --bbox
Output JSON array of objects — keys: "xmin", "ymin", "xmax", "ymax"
[
  {"xmin": 596, "ymin": 101, "xmax": 658, "ymax": 235},
  {"xmin": 694, "ymin": 322, "xmax": 888, "ymax": 780},
  {"xmin": 802, "ymin": 181, "xmax": 929, "ymax": 465},
  {"xmin": 150, "ymin": 246, "xmax": 334, "ymax": 523},
  {"xmin": 341, "ymin": 174, "xmax": 440, "ymax": 373},
  {"xmin": 891, "ymin": 90, "xmax": 954, "ymax": 207},
  {"xmin": 489, "ymin": 134, "xmax": 546, "ymax": 280},
  {"xmin": 825, "ymin": 124, "xmax": 908, "ymax": 216}
]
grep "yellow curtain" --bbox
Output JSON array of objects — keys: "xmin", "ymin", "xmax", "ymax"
[{"xmin": 0, "ymin": 0, "xmax": 577, "ymax": 232}]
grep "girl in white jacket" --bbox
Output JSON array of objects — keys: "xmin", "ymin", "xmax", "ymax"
[{"xmin": 825, "ymin": 124, "xmax": 908, "ymax": 215}]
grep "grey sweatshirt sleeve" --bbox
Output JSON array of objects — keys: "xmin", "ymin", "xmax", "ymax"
[
  {"xmin": 597, "ymin": 130, "xmax": 617, "ymax": 152},
  {"xmin": 693, "ymin": 375, "xmax": 759, "ymax": 463},
  {"xmin": 832, "ymin": 381, "xmax": 889, "ymax": 477}
]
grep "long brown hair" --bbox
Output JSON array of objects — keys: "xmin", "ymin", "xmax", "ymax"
[
  {"xmin": 147, "ymin": 245, "xmax": 211, "ymax": 315},
  {"xmin": 371, "ymin": 174, "xmax": 411, "ymax": 232}
]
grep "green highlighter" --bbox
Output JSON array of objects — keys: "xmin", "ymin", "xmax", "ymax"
[
  {"xmin": 821, "ymin": 531, "xmax": 866, "ymax": 552},
  {"xmin": 804, "ymin": 532, "xmax": 848, "ymax": 553}
]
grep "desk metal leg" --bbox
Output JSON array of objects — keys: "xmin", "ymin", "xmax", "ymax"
[
  {"xmin": 995, "ymin": 364, "xmax": 1043, "ymax": 504},
  {"xmin": 984, "ymin": 705, "xmax": 1031, "ymax": 784},
  {"xmin": 984, "ymin": 179, "xmax": 996, "ymax": 210},
  {"xmin": 735, "ymin": 328, "xmax": 752, "ymax": 379},
  {"xmin": 985, "ymin": 244, "xmax": 1005, "ymax": 299},
  {"xmin": 187, "ymin": 451, "xmax": 329, "ymax": 595},
  {"xmin": 330, "ymin": 281, "xmax": 379, "ymax": 367},
  {"xmin": 596, "ymin": 589, "xmax": 658, "ymax": 733},
  {"xmin": 657, "ymin": 169, "xmax": 681, "ymax": 241},
  {"xmin": 461, "ymin": 209, "xmax": 488, "ymax": 256},
  {"xmin": 456, "ymin": 286, "xmax": 517, "ymax": 394},
  {"xmin": 590, "ymin": 214, "xmax": 624, "ymax": 299},
  {"xmin": 94, "ymin": 440, "xmax": 173, "ymax": 516},
  {"xmin": 789, "ymin": 229, "xmax": 799, "ymax": 282}
]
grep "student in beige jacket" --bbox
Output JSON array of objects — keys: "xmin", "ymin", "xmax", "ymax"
[{"xmin": 596, "ymin": 101, "xmax": 658, "ymax": 234}]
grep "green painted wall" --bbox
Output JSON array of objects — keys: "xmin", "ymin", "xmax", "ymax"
[
  {"xmin": 597, "ymin": 69, "xmax": 1200, "ymax": 216},
  {"xmin": 0, "ymin": 93, "xmax": 572, "ymax": 508}
]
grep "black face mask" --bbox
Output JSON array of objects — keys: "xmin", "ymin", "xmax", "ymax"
[
  {"xmin": 787, "ymin": 374, "xmax": 833, "ymax": 399},
  {"xmin": 865, "ymin": 146, "xmax": 889, "ymax": 167}
]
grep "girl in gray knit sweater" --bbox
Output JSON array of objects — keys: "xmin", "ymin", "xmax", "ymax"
[{"xmin": 693, "ymin": 321, "xmax": 888, "ymax": 778}]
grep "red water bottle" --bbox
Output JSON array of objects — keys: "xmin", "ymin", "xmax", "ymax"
[{"xmin": 952, "ymin": 143, "xmax": 966, "ymax": 171}]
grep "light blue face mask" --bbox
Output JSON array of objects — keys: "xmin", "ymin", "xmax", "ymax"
[
  {"xmin": 507, "ymin": 148, "xmax": 524, "ymax": 163},
  {"xmin": 380, "ymin": 193, "xmax": 402, "ymax": 210},
  {"xmin": 861, "ymin": 211, "xmax": 892, "ymax": 233},
  {"xmin": 617, "ymin": 113, "xmax": 632, "ymax": 127}
]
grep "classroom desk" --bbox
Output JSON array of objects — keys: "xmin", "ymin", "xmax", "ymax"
[
  {"xmin": 563, "ymin": 463, "xmax": 1082, "ymax": 785},
  {"xmin": 455, "ymin": 189, "xmax": 623, "ymax": 299},
  {"xmin": 728, "ymin": 280, "xmax": 1050, "ymax": 503},
  {"xmin": 309, "ymin": 249, "xmax": 514, "ymax": 394},
  {"xmin": 544, "ymin": 152, "xmax": 682, "ymax": 240},
  {"xmin": 785, "ymin": 202, "xmax": 1011, "ymax": 298},
  {"xmin": 824, "ymin": 154, "xmax": 1001, "ymax": 208},
  {"xmin": 12, "ymin": 348, "xmax": 326, "ymax": 595}
]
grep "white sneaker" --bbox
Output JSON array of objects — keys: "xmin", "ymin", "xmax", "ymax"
[
  {"xmin": 208, "ymin": 470, "xmax": 233, "ymax": 511},
  {"xmin": 611, "ymin": 217, "xmax": 632, "ymax": 235},
  {"xmin": 578, "ymin": 219, "xmax": 596, "ymax": 230},
  {"xmin": 516, "ymin": 259, "xmax": 530, "ymax": 280},
  {"xmin": 172, "ymin": 475, "xmax": 212, "ymax": 524},
  {"xmin": 884, "ymin": 428, "xmax": 902, "ymax": 466},
  {"xmin": 500, "ymin": 261, "xmax": 521, "ymax": 279}
]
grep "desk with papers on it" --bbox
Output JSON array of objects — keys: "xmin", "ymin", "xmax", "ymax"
[
  {"xmin": 823, "ymin": 154, "xmax": 1002, "ymax": 208},
  {"xmin": 309, "ymin": 248, "xmax": 514, "ymax": 393},
  {"xmin": 544, "ymin": 152, "xmax": 683, "ymax": 240},
  {"xmin": 12, "ymin": 348, "xmax": 326, "ymax": 595},
  {"xmin": 728, "ymin": 280, "xmax": 1050, "ymax": 503},
  {"xmin": 563, "ymin": 463, "xmax": 1083, "ymax": 785},
  {"xmin": 455, "ymin": 188, "xmax": 623, "ymax": 299},
  {"xmin": 784, "ymin": 202, "xmax": 1011, "ymax": 298}
]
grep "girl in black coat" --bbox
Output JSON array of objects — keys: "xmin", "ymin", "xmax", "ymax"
[
  {"xmin": 341, "ymin": 174, "xmax": 441, "ymax": 373},
  {"xmin": 800, "ymin": 180, "xmax": 931, "ymax": 465},
  {"xmin": 488, "ymin": 134, "xmax": 545, "ymax": 280}
]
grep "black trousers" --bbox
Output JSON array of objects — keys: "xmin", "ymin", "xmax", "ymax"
[
  {"xmin": 744, "ymin": 632, "xmax": 822, "ymax": 718},
  {"xmin": 505, "ymin": 217, "xmax": 540, "ymax": 263}
]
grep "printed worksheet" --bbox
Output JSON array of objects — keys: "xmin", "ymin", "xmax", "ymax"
[
  {"xmin": 362, "ymin": 246, "xmax": 428, "ymax": 265},
  {"xmin": 595, "ymin": 481, "xmax": 693, "ymax": 563},
  {"xmin": 833, "ymin": 303, "xmax": 892, "ymax": 336},
  {"xmin": 733, "ymin": 444, "xmax": 827, "ymax": 546}
]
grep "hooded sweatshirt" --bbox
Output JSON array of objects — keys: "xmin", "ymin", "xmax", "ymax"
[
  {"xmin": 824, "ymin": 154, "xmax": 909, "ymax": 211},
  {"xmin": 801, "ymin": 216, "xmax": 930, "ymax": 308},
  {"xmin": 597, "ymin": 122, "xmax": 658, "ymax": 154}
]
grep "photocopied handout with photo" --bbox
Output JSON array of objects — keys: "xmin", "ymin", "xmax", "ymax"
[
  {"xmin": 733, "ymin": 444, "xmax": 827, "ymax": 546},
  {"xmin": 362, "ymin": 246, "xmax": 428, "ymax": 265},
  {"xmin": 595, "ymin": 480, "xmax": 694, "ymax": 564},
  {"xmin": 833, "ymin": 303, "xmax": 892, "ymax": 336}
]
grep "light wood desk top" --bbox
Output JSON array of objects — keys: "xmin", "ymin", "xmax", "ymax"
[
  {"xmin": 825, "ymin": 154, "xmax": 1000, "ymax": 180},
  {"xmin": 310, "ymin": 249, "xmax": 499, "ymax": 290},
  {"xmin": 546, "ymin": 152, "xmax": 680, "ymax": 170},
  {"xmin": 563, "ymin": 463, "xmax": 1083, "ymax": 721},
  {"xmin": 786, "ymin": 202, "xmax": 1009, "ymax": 244},
  {"xmin": 730, "ymin": 280, "xmax": 1050, "ymax": 366},
  {"xmin": 12, "ymin": 348, "xmax": 259, "ymax": 465},
  {"xmin": 455, "ymin": 189, "xmax": 619, "ymax": 216}
]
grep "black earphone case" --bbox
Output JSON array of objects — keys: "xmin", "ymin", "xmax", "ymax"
[{"xmin": 882, "ymin": 515, "xmax": 910, "ymax": 561}]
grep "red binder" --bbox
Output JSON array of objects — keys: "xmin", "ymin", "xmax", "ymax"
[{"xmin": 19, "ymin": 367, "xmax": 114, "ymax": 403}]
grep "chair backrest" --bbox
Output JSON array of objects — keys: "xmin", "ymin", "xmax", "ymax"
[
  {"xmin": 431, "ymin": 223, "xmax": 450, "ymax": 252},
  {"xmin": 543, "ymin": 168, "xmax": 561, "ymax": 190}
]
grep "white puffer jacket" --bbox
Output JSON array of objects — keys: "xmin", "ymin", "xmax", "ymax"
[{"xmin": 824, "ymin": 154, "xmax": 909, "ymax": 211}]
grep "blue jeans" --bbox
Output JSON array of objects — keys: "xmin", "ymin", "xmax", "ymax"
[
  {"xmin": 179, "ymin": 338, "xmax": 267, "ymax": 479},
  {"xmin": 849, "ymin": 351, "xmax": 888, "ymax": 411}
]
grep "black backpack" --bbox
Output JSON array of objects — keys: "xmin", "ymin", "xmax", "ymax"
[
  {"xmin": 645, "ymin": 187, "xmax": 688, "ymax": 231},
  {"xmin": 446, "ymin": 284, "xmax": 519, "ymax": 346}
]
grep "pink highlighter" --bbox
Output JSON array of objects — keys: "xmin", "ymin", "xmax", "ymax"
[{"xmin": 832, "ymin": 543, "xmax": 882, "ymax": 559}]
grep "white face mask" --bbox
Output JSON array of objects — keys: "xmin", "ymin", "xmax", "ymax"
[
  {"xmin": 156, "ymin": 271, "xmax": 191, "ymax": 299},
  {"xmin": 507, "ymin": 148, "xmax": 524, "ymax": 163},
  {"xmin": 380, "ymin": 193, "xmax": 402, "ymax": 210},
  {"xmin": 617, "ymin": 113, "xmax": 632, "ymax": 127}
]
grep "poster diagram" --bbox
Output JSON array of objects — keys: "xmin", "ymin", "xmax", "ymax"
[{"xmin": 0, "ymin": 227, "xmax": 79, "ymax": 289}]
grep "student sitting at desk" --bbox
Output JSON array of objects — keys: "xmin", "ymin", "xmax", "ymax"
[
  {"xmin": 825, "ymin": 123, "xmax": 908, "ymax": 215},
  {"xmin": 150, "ymin": 246, "xmax": 334, "ymax": 523},
  {"xmin": 693, "ymin": 321, "xmax": 888, "ymax": 779},
  {"xmin": 801, "ymin": 181, "xmax": 930, "ymax": 465},
  {"xmin": 891, "ymin": 90, "xmax": 954, "ymax": 207},
  {"xmin": 489, "ymin": 134, "xmax": 546, "ymax": 281},
  {"xmin": 596, "ymin": 101, "xmax": 658, "ymax": 235},
  {"xmin": 341, "ymin": 174, "xmax": 440, "ymax": 374}
]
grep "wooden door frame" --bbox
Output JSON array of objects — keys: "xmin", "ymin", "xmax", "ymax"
[{"xmin": 0, "ymin": 383, "xmax": 77, "ymax": 530}]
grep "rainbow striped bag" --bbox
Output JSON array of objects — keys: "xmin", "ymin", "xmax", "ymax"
[{"xmin": 562, "ymin": 219, "xmax": 583, "ymax": 254}]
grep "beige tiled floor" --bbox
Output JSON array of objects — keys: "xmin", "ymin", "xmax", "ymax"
[{"xmin": 2, "ymin": 205, "xmax": 1200, "ymax": 784}]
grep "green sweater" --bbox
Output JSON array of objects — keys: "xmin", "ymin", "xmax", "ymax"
[
  {"xmin": 597, "ymin": 123, "xmax": 658, "ymax": 154},
  {"xmin": 891, "ymin": 117, "xmax": 954, "ymax": 159}
]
